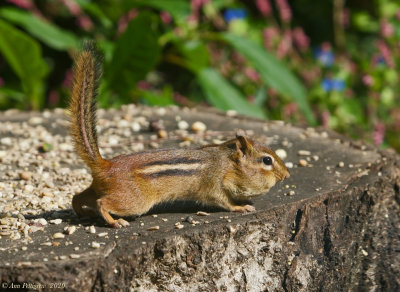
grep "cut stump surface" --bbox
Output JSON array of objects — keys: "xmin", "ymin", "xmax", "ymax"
[{"xmin": 0, "ymin": 106, "xmax": 399, "ymax": 291}]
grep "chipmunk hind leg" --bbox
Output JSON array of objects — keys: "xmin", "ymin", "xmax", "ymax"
[
  {"xmin": 72, "ymin": 187, "xmax": 99, "ymax": 218},
  {"xmin": 96, "ymin": 197, "xmax": 132, "ymax": 229}
]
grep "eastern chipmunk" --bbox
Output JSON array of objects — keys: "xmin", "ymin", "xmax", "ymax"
[{"xmin": 68, "ymin": 43, "xmax": 290, "ymax": 228}]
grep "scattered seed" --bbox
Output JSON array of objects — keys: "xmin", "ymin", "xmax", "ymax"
[
  {"xmin": 70, "ymin": 254, "xmax": 81, "ymax": 259},
  {"xmin": 91, "ymin": 241, "xmax": 100, "ymax": 249},
  {"xmin": 275, "ymin": 149, "xmax": 287, "ymax": 160},
  {"xmin": 147, "ymin": 226, "xmax": 160, "ymax": 231},
  {"xmin": 50, "ymin": 219, "xmax": 62, "ymax": 225},
  {"xmin": 285, "ymin": 162, "xmax": 294, "ymax": 169},
  {"xmin": 175, "ymin": 224, "xmax": 184, "ymax": 229},
  {"xmin": 177, "ymin": 120, "xmax": 189, "ymax": 130},
  {"xmin": 338, "ymin": 161, "xmax": 345, "ymax": 168},
  {"xmin": 65, "ymin": 226, "xmax": 76, "ymax": 235},
  {"xmin": 157, "ymin": 130, "xmax": 167, "ymax": 138},
  {"xmin": 298, "ymin": 150, "xmax": 311, "ymax": 156},
  {"xmin": 191, "ymin": 121, "xmax": 207, "ymax": 133},
  {"xmin": 97, "ymin": 232, "xmax": 108, "ymax": 237},
  {"xmin": 19, "ymin": 171, "xmax": 32, "ymax": 181},
  {"xmin": 53, "ymin": 233, "xmax": 65, "ymax": 239},
  {"xmin": 196, "ymin": 211, "xmax": 210, "ymax": 216},
  {"xmin": 299, "ymin": 159, "xmax": 308, "ymax": 167},
  {"xmin": 89, "ymin": 225, "xmax": 96, "ymax": 234}
]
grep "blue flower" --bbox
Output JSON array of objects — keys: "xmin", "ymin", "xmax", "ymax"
[
  {"xmin": 321, "ymin": 78, "xmax": 345, "ymax": 92},
  {"xmin": 224, "ymin": 8, "xmax": 247, "ymax": 22},
  {"xmin": 314, "ymin": 48, "xmax": 335, "ymax": 67}
]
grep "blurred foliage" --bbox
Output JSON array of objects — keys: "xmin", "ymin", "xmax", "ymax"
[{"xmin": 0, "ymin": 0, "xmax": 399, "ymax": 151}]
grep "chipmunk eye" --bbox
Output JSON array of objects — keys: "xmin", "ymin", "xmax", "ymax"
[{"xmin": 263, "ymin": 156, "xmax": 273, "ymax": 166}]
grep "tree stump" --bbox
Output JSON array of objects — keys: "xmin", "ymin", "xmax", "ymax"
[{"xmin": 0, "ymin": 106, "xmax": 399, "ymax": 291}]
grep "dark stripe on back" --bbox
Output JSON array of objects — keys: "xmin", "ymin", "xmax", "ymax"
[
  {"xmin": 144, "ymin": 169, "xmax": 198, "ymax": 178},
  {"xmin": 144, "ymin": 157, "xmax": 202, "ymax": 166}
]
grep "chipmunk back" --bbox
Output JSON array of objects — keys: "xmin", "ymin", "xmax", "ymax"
[{"xmin": 69, "ymin": 43, "xmax": 290, "ymax": 228}]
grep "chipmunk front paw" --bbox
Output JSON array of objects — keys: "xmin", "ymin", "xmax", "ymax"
[
  {"xmin": 232, "ymin": 204, "xmax": 256, "ymax": 213},
  {"xmin": 111, "ymin": 218, "xmax": 130, "ymax": 229}
]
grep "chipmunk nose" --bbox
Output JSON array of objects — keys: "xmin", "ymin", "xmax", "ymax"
[{"xmin": 284, "ymin": 170, "xmax": 290, "ymax": 179}]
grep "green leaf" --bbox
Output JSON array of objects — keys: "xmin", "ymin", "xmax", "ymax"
[
  {"xmin": 176, "ymin": 40, "xmax": 210, "ymax": 71},
  {"xmin": 254, "ymin": 87, "xmax": 267, "ymax": 107},
  {"xmin": 106, "ymin": 12, "xmax": 161, "ymax": 97},
  {"xmin": 0, "ymin": 7, "xmax": 79, "ymax": 50},
  {"xmin": 140, "ymin": 86, "xmax": 175, "ymax": 106},
  {"xmin": 0, "ymin": 19, "xmax": 48, "ymax": 109},
  {"xmin": 75, "ymin": 0, "xmax": 112, "ymax": 28},
  {"xmin": 124, "ymin": 0, "xmax": 191, "ymax": 22},
  {"xmin": 221, "ymin": 33, "xmax": 316, "ymax": 124},
  {"xmin": 197, "ymin": 68, "xmax": 266, "ymax": 118}
]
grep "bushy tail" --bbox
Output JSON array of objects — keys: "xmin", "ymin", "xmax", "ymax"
[{"xmin": 68, "ymin": 42, "xmax": 104, "ymax": 172}]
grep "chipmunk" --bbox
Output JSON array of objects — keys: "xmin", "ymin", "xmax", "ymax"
[{"xmin": 68, "ymin": 43, "xmax": 290, "ymax": 228}]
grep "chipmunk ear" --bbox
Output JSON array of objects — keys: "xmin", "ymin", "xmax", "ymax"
[{"xmin": 235, "ymin": 131, "xmax": 253, "ymax": 155}]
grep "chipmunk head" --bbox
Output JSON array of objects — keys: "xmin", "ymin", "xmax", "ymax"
[{"xmin": 223, "ymin": 132, "xmax": 290, "ymax": 199}]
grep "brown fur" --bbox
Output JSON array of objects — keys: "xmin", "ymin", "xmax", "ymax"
[{"xmin": 68, "ymin": 43, "xmax": 290, "ymax": 228}]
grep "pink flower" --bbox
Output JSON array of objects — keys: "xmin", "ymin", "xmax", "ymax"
[
  {"xmin": 6, "ymin": 0, "xmax": 33, "ymax": 9},
  {"xmin": 373, "ymin": 122, "xmax": 385, "ymax": 146},
  {"xmin": 377, "ymin": 40, "xmax": 394, "ymax": 68},
  {"xmin": 321, "ymin": 111, "xmax": 330, "ymax": 128},
  {"xmin": 48, "ymin": 90, "xmax": 60, "ymax": 106},
  {"xmin": 173, "ymin": 92, "xmax": 189, "ymax": 105},
  {"xmin": 62, "ymin": 69, "xmax": 73, "ymax": 88},
  {"xmin": 276, "ymin": 0, "xmax": 292, "ymax": 22},
  {"xmin": 61, "ymin": 0, "xmax": 81, "ymax": 16},
  {"xmin": 0, "ymin": 77, "xmax": 4, "ymax": 87},
  {"xmin": 118, "ymin": 9, "xmax": 138, "ymax": 35},
  {"xmin": 283, "ymin": 102, "xmax": 297, "ymax": 117},
  {"xmin": 191, "ymin": 0, "xmax": 209, "ymax": 11},
  {"xmin": 362, "ymin": 75, "xmax": 374, "ymax": 87},
  {"xmin": 77, "ymin": 15, "xmax": 93, "ymax": 31},
  {"xmin": 292, "ymin": 27, "xmax": 309, "ymax": 51},
  {"xmin": 397, "ymin": 10, "xmax": 400, "ymax": 21},
  {"xmin": 160, "ymin": 11, "xmax": 172, "ymax": 24},
  {"xmin": 263, "ymin": 27, "xmax": 279, "ymax": 50},
  {"xmin": 256, "ymin": 0, "xmax": 272, "ymax": 17},
  {"xmin": 244, "ymin": 67, "xmax": 260, "ymax": 82},
  {"xmin": 380, "ymin": 19, "xmax": 394, "ymax": 38},
  {"xmin": 277, "ymin": 30, "xmax": 292, "ymax": 59},
  {"xmin": 136, "ymin": 80, "xmax": 151, "ymax": 90}
]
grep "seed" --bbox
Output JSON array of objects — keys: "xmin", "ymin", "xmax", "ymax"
[
  {"xmin": 275, "ymin": 149, "xmax": 287, "ymax": 160},
  {"xmin": 65, "ymin": 226, "xmax": 76, "ymax": 235},
  {"xmin": 191, "ymin": 121, "xmax": 207, "ymax": 133},
  {"xmin": 285, "ymin": 162, "xmax": 294, "ymax": 169},
  {"xmin": 299, "ymin": 159, "xmax": 308, "ymax": 167},
  {"xmin": 298, "ymin": 150, "xmax": 311, "ymax": 156},
  {"xmin": 157, "ymin": 130, "xmax": 167, "ymax": 138},
  {"xmin": 19, "ymin": 171, "xmax": 32, "ymax": 181},
  {"xmin": 50, "ymin": 219, "xmax": 62, "ymax": 225},
  {"xmin": 91, "ymin": 241, "xmax": 100, "ymax": 249},
  {"xmin": 147, "ymin": 226, "xmax": 160, "ymax": 231},
  {"xmin": 53, "ymin": 233, "xmax": 65, "ymax": 239},
  {"xmin": 178, "ymin": 120, "xmax": 189, "ymax": 130},
  {"xmin": 196, "ymin": 211, "xmax": 210, "ymax": 216}
]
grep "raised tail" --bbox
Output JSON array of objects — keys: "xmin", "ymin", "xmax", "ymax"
[{"xmin": 68, "ymin": 42, "xmax": 105, "ymax": 173}]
